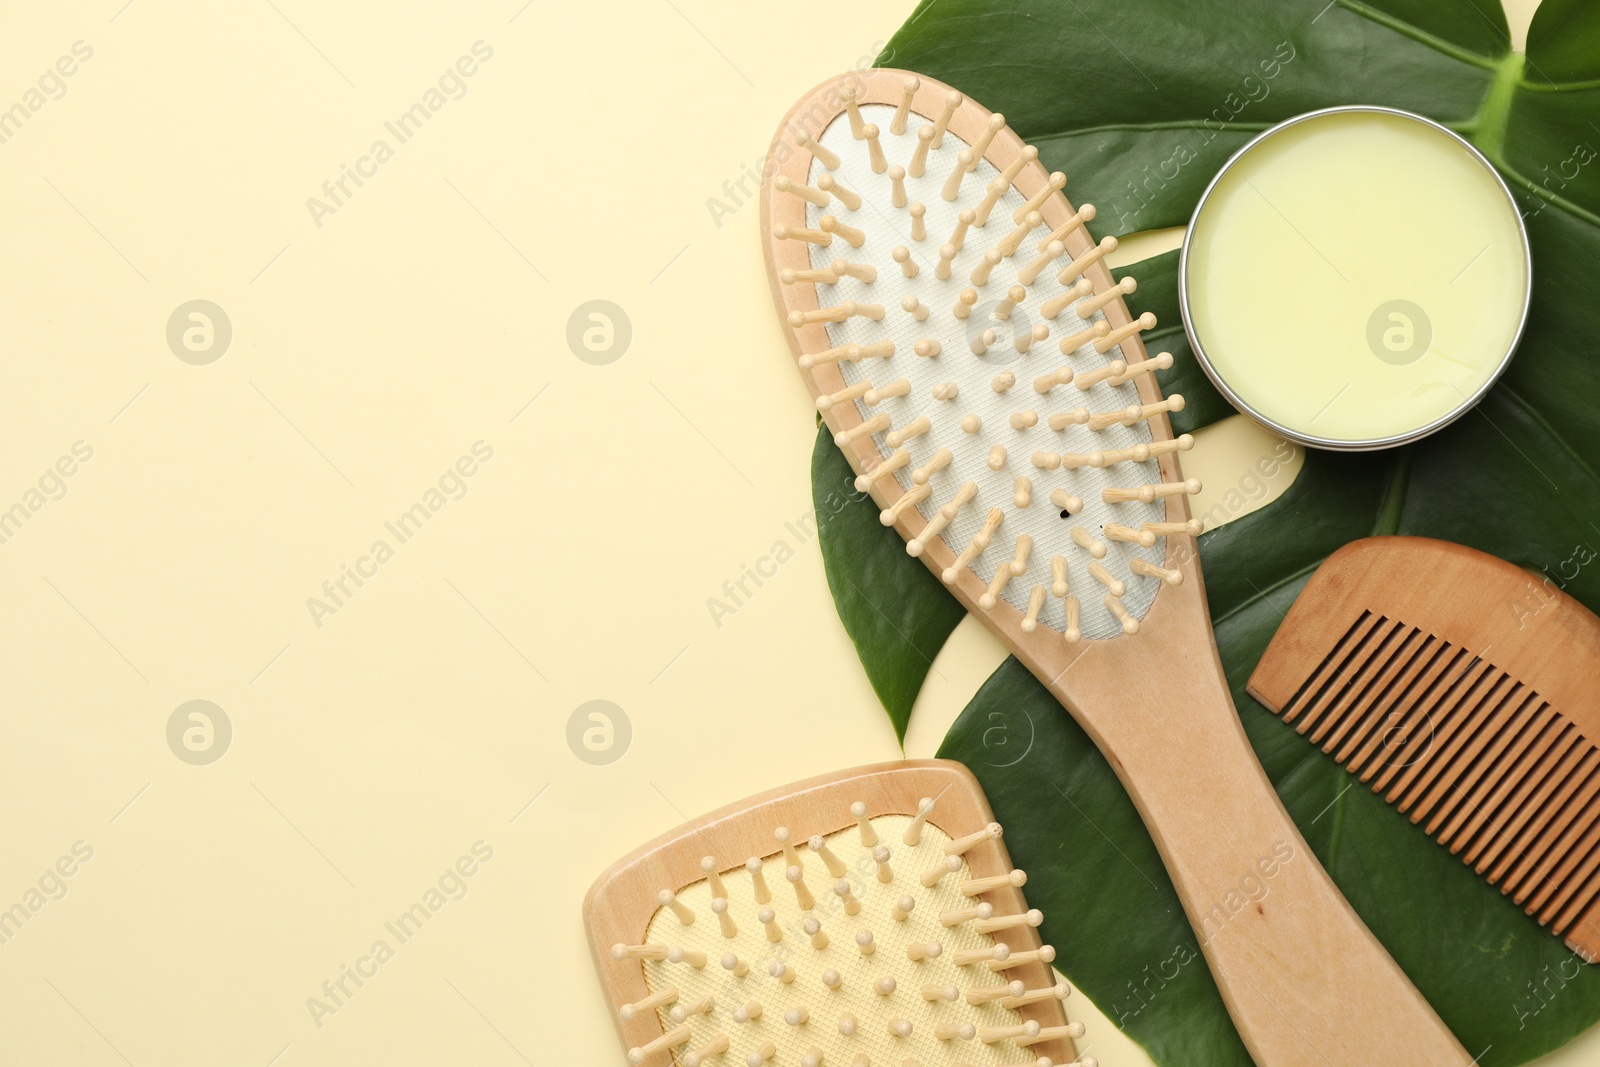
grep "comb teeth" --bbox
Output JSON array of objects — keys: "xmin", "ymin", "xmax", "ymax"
[
  {"xmin": 622, "ymin": 802, "xmax": 1080, "ymax": 1066},
  {"xmin": 1266, "ymin": 609, "xmax": 1600, "ymax": 945},
  {"xmin": 781, "ymin": 92, "xmax": 1187, "ymax": 641}
]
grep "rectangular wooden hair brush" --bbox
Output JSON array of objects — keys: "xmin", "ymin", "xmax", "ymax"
[
  {"xmin": 1248, "ymin": 535, "xmax": 1600, "ymax": 963},
  {"xmin": 584, "ymin": 760, "xmax": 1088, "ymax": 1067}
]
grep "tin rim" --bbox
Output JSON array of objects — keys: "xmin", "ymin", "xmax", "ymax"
[{"xmin": 1177, "ymin": 105, "xmax": 1533, "ymax": 452}]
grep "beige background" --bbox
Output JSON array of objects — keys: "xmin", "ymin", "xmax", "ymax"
[{"xmin": 0, "ymin": 1, "xmax": 1589, "ymax": 1065}]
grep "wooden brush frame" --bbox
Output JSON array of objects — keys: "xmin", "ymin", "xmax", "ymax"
[{"xmin": 583, "ymin": 759, "xmax": 1075, "ymax": 1066}]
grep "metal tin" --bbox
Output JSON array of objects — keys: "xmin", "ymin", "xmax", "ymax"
[{"xmin": 1177, "ymin": 105, "xmax": 1533, "ymax": 452}]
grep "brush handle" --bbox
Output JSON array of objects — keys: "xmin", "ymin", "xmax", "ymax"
[{"xmin": 1055, "ymin": 636, "xmax": 1473, "ymax": 1066}]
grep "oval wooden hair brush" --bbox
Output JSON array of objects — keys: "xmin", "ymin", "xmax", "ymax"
[{"xmin": 761, "ymin": 69, "xmax": 1474, "ymax": 1065}]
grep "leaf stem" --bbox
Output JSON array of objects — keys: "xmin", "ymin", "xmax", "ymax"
[{"xmin": 1473, "ymin": 51, "xmax": 1526, "ymax": 163}]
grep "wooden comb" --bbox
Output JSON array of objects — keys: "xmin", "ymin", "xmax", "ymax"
[
  {"xmin": 762, "ymin": 69, "xmax": 1472, "ymax": 1065},
  {"xmin": 584, "ymin": 760, "xmax": 1088, "ymax": 1067},
  {"xmin": 1249, "ymin": 535, "xmax": 1600, "ymax": 963}
]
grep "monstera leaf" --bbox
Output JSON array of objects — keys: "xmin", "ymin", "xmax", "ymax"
[{"xmin": 806, "ymin": 0, "xmax": 1600, "ymax": 1062}]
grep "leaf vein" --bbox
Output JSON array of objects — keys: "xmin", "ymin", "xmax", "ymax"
[{"xmin": 1326, "ymin": 0, "xmax": 1503, "ymax": 68}]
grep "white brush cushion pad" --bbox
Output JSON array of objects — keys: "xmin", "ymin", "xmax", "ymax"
[{"xmin": 809, "ymin": 104, "xmax": 1166, "ymax": 640}]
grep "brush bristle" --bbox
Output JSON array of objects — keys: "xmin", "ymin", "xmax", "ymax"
[{"xmin": 620, "ymin": 807, "xmax": 1083, "ymax": 1066}]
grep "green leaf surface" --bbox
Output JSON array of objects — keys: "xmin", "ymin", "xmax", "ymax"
[
  {"xmin": 806, "ymin": 0, "xmax": 1600, "ymax": 1060},
  {"xmin": 812, "ymin": 425, "xmax": 966, "ymax": 742},
  {"xmin": 939, "ymin": 445, "xmax": 1600, "ymax": 1067},
  {"xmin": 1524, "ymin": 0, "xmax": 1600, "ymax": 84},
  {"xmin": 940, "ymin": 655, "xmax": 1254, "ymax": 1067}
]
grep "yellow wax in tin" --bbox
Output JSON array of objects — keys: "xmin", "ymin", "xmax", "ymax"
[{"xmin": 1185, "ymin": 110, "xmax": 1528, "ymax": 445}]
